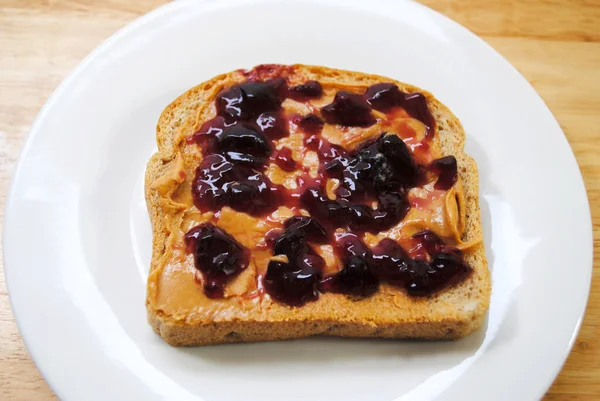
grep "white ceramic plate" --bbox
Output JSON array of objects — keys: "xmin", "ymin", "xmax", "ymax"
[{"xmin": 4, "ymin": 0, "xmax": 592, "ymax": 400}]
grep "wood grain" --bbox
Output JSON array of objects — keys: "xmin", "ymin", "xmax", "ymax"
[{"xmin": 1, "ymin": 0, "xmax": 598, "ymax": 399}]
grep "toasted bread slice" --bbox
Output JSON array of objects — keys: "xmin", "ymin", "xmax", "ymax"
[{"xmin": 145, "ymin": 64, "xmax": 490, "ymax": 346}]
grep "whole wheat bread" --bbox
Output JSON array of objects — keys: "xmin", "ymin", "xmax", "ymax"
[{"xmin": 145, "ymin": 64, "xmax": 490, "ymax": 346}]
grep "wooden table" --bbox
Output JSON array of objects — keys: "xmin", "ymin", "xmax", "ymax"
[{"xmin": 1, "ymin": 0, "xmax": 598, "ymax": 399}]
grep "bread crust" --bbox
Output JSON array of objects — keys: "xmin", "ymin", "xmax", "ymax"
[{"xmin": 145, "ymin": 64, "xmax": 490, "ymax": 346}]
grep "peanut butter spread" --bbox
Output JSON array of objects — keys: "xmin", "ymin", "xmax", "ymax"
[{"xmin": 147, "ymin": 73, "xmax": 480, "ymax": 321}]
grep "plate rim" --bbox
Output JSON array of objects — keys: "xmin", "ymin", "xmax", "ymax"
[{"xmin": 3, "ymin": 0, "xmax": 593, "ymax": 400}]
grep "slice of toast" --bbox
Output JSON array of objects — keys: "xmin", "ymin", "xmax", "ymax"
[{"xmin": 145, "ymin": 64, "xmax": 490, "ymax": 346}]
